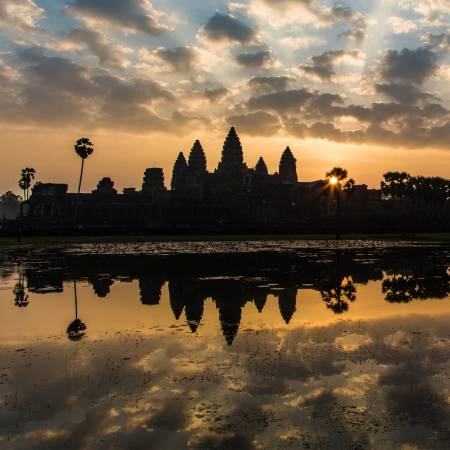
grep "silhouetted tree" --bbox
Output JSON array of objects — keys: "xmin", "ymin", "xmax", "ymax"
[
  {"xmin": 0, "ymin": 191, "xmax": 22, "ymax": 220},
  {"xmin": 74, "ymin": 137, "xmax": 94, "ymax": 194},
  {"xmin": 67, "ymin": 280, "xmax": 87, "ymax": 341},
  {"xmin": 381, "ymin": 172, "xmax": 411, "ymax": 200},
  {"xmin": 381, "ymin": 172, "xmax": 449, "ymax": 203},
  {"xmin": 18, "ymin": 168, "xmax": 36, "ymax": 200},
  {"xmin": 325, "ymin": 167, "xmax": 354, "ymax": 239}
]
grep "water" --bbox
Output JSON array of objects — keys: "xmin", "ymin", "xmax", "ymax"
[{"xmin": 0, "ymin": 241, "xmax": 449, "ymax": 449}]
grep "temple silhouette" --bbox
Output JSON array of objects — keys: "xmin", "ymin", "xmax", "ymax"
[{"xmin": 18, "ymin": 127, "xmax": 385, "ymax": 233}]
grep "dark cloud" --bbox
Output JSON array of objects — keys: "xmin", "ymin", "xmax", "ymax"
[
  {"xmin": 65, "ymin": 27, "xmax": 127, "ymax": 69},
  {"xmin": 2, "ymin": 48, "xmax": 174, "ymax": 131},
  {"xmin": 299, "ymin": 50, "xmax": 356, "ymax": 80},
  {"xmin": 155, "ymin": 46, "xmax": 197, "ymax": 72},
  {"xmin": 247, "ymin": 88, "xmax": 316, "ymax": 112},
  {"xmin": 201, "ymin": 12, "xmax": 256, "ymax": 44},
  {"xmin": 339, "ymin": 27, "xmax": 365, "ymax": 42},
  {"xmin": 381, "ymin": 47, "xmax": 438, "ymax": 85},
  {"xmin": 66, "ymin": 0, "xmax": 168, "ymax": 36},
  {"xmin": 247, "ymin": 88, "xmax": 344, "ymax": 116},
  {"xmin": 235, "ymin": 50, "xmax": 273, "ymax": 68},
  {"xmin": 248, "ymin": 76, "xmax": 294, "ymax": 93},
  {"xmin": 227, "ymin": 110, "xmax": 281, "ymax": 136},
  {"xmin": 375, "ymin": 82, "xmax": 434, "ymax": 105},
  {"xmin": 203, "ymin": 87, "xmax": 229, "ymax": 102},
  {"xmin": 330, "ymin": 4, "xmax": 356, "ymax": 20}
]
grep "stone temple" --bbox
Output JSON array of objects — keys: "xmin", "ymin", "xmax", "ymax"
[{"xmin": 22, "ymin": 127, "xmax": 377, "ymax": 232}]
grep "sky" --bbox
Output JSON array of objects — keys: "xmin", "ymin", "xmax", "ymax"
[{"xmin": 0, "ymin": 0, "xmax": 449, "ymax": 193}]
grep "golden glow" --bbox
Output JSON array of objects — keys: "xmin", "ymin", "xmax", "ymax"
[{"xmin": 329, "ymin": 176, "xmax": 338, "ymax": 185}]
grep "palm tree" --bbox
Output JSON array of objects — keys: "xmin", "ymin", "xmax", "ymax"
[
  {"xmin": 18, "ymin": 168, "xmax": 36, "ymax": 200},
  {"xmin": 66, "ymin": 280, "xmax": 87, "ymax": 341},
  {"xmin": 325, "ymin": 167, "xmax": 354, "ymax": 239},
  {"xmin": 74, "ymin": 137, "xmax": 94, "ymax": 194}
]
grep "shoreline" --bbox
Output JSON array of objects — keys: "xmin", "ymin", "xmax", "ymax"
[{"xmin": 1, "ymin": 232, "xmax": 449, "ymax": 246}]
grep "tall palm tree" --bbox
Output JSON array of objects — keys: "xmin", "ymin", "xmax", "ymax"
[
  {"xmin": 67, "ymin": 280, "xmax": 87, "ymax": 341},
  {"xmin": 18, "ymin": 168, "xmax": 36, "ymax": 200},
  {"xmin": 74, "ymin": 138, "xmax": 94, "ymax": 194},
  {"xmin": 325, "ymin": 167, "xmax": 354, "ymax": 239}
]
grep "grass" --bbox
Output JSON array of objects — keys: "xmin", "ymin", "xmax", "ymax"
[{"xmin": 0, "ymin": 232, "xmax": 449, "ymax": 247}]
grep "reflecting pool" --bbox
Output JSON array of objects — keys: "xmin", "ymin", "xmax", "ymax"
[{"xmin": 0, "ymin": 241, "xmax": 449, "ymax": 449}]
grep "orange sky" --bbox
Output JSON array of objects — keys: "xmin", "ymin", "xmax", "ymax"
[{"xmin": 1, "ymin": 126, "xmax": 449, "ymax": 194}]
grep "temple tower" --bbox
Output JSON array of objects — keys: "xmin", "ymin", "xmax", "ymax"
[
  {"xmin": 255, "ymin": 157, "xmax": 268, "ymax": 177},
  {"xmin": 171, "ymin": 152, "xmax": 188, "ymax": 192},
  {"xmin": 188, "ymin": 140, "xmax": 207, "ymax": 177},
  {"xmin": 279, "ymin": 147, "xmax": 298, "ymax": 183},
  {"xmin": 92, "ymin": 177, "xmax": 117, "ymax": 196},
  {"xmin": 142, "ymin": 168, "xmax": 166, "ymax": 201},
  {"xmin": 216, "ymin": 127, "xmax": 246, "ymax": 176}
]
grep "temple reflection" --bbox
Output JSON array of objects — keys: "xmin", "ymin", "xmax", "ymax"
[{"xmin": 13, "ymin": 247, "xmax": 450, "ymax": 344}]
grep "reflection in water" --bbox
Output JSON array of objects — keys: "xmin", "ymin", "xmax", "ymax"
[
  {"xmin": 13, "ymin": 267, "xmax": 29, "ymax": 308},
  {"xmin": 7, "ymin": 247, "xmax": 450, "ymax": 344},
  {"xmin": 66, "ymin": 281, "xmax": 87, "ymax": 341},
  {"xmin": 1, "ymin": 243, "xmax": 449, "ymax": 449}
]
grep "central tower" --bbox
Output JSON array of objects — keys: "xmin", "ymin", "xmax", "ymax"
[{"xmin": 216, "ymin": 127, "xmax": 246, "ymax": 176}]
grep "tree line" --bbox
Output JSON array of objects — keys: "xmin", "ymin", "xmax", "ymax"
[{"xmin": 381, "ymin": 171, "xmax": 449, "ymax": 204}]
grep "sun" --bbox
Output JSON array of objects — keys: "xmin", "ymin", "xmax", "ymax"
[{"xmin": 329, "ymin": 176, "xmax": 338, "ymax": 185}]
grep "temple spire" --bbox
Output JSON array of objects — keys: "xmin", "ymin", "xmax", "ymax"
[
  {"xmin": 217, "ymin": 127, "xmax": 245, "ymax": 175},
  {"xmin": 188, "ymin": 140, "xmax": 207, "ymax": 177},
  {"xmin": 255, "ymin": 157, "xmax": 268, "ymax": 176},
  {"xmin": 279, "ymin": 146, "xmax": 298, "ymax": 183},
  {"xmin": 171, "ymin": 151, "xmax": 188, "ymax": 191}
]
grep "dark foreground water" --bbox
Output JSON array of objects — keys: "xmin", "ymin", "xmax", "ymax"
[{"xmin": 0, "ymin": 240, "xmax": 449, "ymax": 450}]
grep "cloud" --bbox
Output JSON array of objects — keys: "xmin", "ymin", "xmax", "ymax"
[
  {"xmin": 387, "ymin": 16, "xmax": 418, "ymax": 34},
  {"xmin": 2, "ymin": 48, "xmax": 174, "ymax": 131},
  {"xmin": 199, "ymin": 12, "xmax": 256, "ymax": 44},
  {"xmin": 375, "ymin": 83, "xmax": 434, "ymax": 105},
  {"xmin": 380, "ymin": 47, "xmax": 438, "ymax": 85},
  {"xmin": 400, "ymin": 0, "xmax": 450, "ymax": 27},
  {"xmin": 255, "ymin": 0, "xmax": 367, "ymax": 34},
  {"xmin": 154, "ymin": 46, "xmax": 198, "ymax": 72},
  {"xmin": 227, "ymin": 110, "xmax": 281, "ymax": 136},
  {"xmin": 248, "ymin": 76, "xmax": 294, "ymax": 93},
  {"xmin": 235, "ymin": 50, "xmax": 273, "ymax": 68},
  {"xmin": 242, "ymin": 82, "xmax": 450, "ymax": 148},
  {"xmin": 299, "ymin": 50, "xmax": 364, "ymax": 81},
  {"xmin": 247, "ymin": 88, "xmax": 316, "ymax": 112},
  {"xmin": 203, "ymin": 87, "xmax": 229, "ymax": 102},
  {"xmin": 339, "ymin": 27, "xmax": 366, "ymax": 42},
  {"xmin": 66, "ymin": 0, "xmax": 169, "ymax": 36},
  {"xmin": 427, "ymin": 33, "xmax": 450, "ymax": 51},
  {"xmin": 63, "ymin": 27, "xmax": 130, "ymax": 69},
  {"xmin": 0, "ymin": 0, "xmax": 44, "ymax": 31}
]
